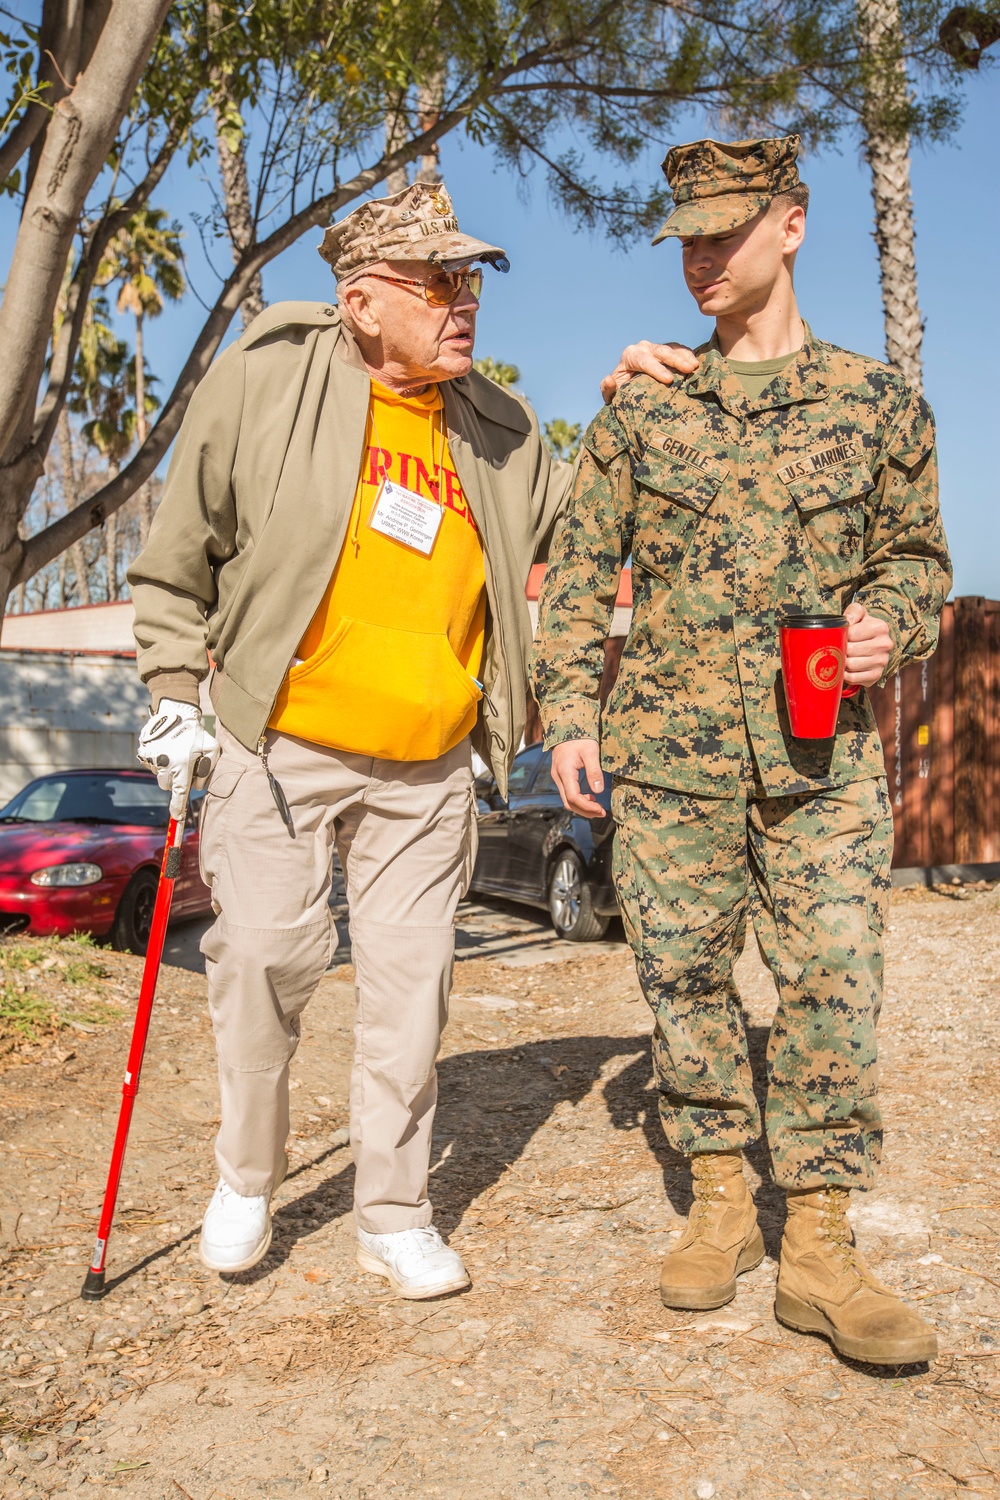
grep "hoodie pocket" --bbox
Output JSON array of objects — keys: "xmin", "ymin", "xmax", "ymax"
[{"xmin": 277, "ymin": 616, "xmax": 482, "ymax": 762}]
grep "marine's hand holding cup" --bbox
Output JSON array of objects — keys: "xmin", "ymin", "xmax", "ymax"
[{"xmin": 843, "ymin": 600, "xmax": 893, "ymax": 687}]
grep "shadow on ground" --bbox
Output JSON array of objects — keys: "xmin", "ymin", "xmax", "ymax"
[
  {"xmin": 603, "ymin": 1020, "xmax": 786, "ymax": 1256},
  {"xmin": 160, "ymin": 890, "xmax": 625, "ymax": 977},
  {"xmin": 223, "ymin": 1022, "xmax": 785, "ymax": 1283}
]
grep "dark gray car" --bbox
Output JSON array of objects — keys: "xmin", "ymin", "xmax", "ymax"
[{"xmin": 470, "ymin": 744, "xmax": 618, "ymax": 941}]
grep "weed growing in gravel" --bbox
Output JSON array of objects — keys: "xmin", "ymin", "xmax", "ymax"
[
  {"xmin": 0, "ymin": 935, "xmax": 118, "ymax": 1050},
  {"xmin": 0, "ymin": 982, "xmax": 58, "ymax": 1039}
]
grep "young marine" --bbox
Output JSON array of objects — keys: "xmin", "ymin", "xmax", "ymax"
[{"xmin": 531, "ymin": 136, "xmax": 952, "ymax": 1364}]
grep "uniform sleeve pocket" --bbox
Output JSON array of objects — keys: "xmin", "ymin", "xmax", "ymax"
[{"xmin": 584, "ymin": 408, "xmax": 629, "ymax": 464}]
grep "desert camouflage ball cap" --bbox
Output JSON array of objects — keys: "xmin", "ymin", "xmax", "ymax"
[
  {"xmin": 652, "ymin": 134, "xmax": 802, "ymax": 243},
  {"xmin": 319, "ymin": 182, "xmax": 509, "ymax": 280}
]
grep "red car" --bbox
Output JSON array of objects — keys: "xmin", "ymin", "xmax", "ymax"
[{"xmin": 0, "ymin": 768, "xmax": 212, "ymax": 953}]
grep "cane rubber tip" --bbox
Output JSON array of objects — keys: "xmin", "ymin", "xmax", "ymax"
[{"xmin": 81, "ymin": 1269, "xmax": 107, "ymax": 1301}]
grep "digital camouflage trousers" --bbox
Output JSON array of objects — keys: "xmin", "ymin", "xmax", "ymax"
[{"xmin": 611, "ymin": 770, "xmax": 893, "ymax": 1190}]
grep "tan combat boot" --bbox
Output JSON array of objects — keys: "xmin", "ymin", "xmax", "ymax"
[
  {"xmin": 659, "ymin": 1150, "xmax": 765, "ymax": 1310},
  {"xmin": 775, "ymin": 1187, "xmax": 938, "ymax": 1364}
]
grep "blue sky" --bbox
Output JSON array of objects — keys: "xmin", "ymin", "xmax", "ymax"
[{"xmin": 5, "ymin": 66, "xmax": 997, "ymax": 596}]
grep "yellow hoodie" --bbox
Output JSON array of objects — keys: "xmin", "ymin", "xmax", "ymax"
[{"xmin": 268, "ymin": 380, "xmax": 486, "ymax": 760}]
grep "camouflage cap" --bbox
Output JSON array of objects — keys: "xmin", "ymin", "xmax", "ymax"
[
  {"xmin": 652, "ymin": 135, "xmax": 802, "ymax": 243},
  {"xmin": 319, "ymin": 181, "xmax": 509, "ymax": 281}
]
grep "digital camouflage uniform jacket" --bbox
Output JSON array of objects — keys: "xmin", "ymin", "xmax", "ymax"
[{"xmin": 532, "ymin": 326, "xmax": 952, "ymax": 798}]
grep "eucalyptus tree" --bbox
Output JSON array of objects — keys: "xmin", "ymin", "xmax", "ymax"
[{"xmin": 0, "ymin": 0, "xmax": 988, "ymax": 618}]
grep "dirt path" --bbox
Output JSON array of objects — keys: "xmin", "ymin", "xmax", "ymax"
[{"xmin": 1, "ymin": 886, "xmax": 998, "ymax": 1499}]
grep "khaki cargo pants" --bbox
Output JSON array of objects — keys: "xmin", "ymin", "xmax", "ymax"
[{"xmin": 198, "ymin": 725, "xmax": 477, "ymax": 1234}]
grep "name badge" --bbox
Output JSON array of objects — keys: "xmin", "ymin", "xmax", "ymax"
[{"xmin": 368, "ymin": 478, "xmax": 443, "ymax": 556}]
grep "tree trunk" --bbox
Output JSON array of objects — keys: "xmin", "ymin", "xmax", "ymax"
[
  {"xmin": 415, "ymin": 77, "xmax": 444, "ymax": 184},
  {"xmin": 0, "ymin": 0, "xmax": 172, "ymax": 457},
  {"xmin": 134, "ymin": 312, "xmax": 154, "ymax": 544},
  {"xmin": 213, "ymin": 124, "xmax": 266, "ymax": 328},
  {"xmin": 207, "ymin": 0, "xmax": 265, "ymax": 329},
  {"xmin": 385, "ymin": 107, "xmax": 410, "ymax": 194},
  {"xmin": 105, "ymin": 460, "xmax": 119, "ymax": 602},
  {"xmin": 0, "ymin": 0, "xmax": 85, "ymax": 192},
  {"xmin": 0, "ymin": 0, "xmax": 172, "ymax": 619},
  {"xmin": 857, "ymin": 0, "xmax": 924, "ymax": 394},
  {"xmin": 56, "ymin": 407, "xmax": 91, "ymax": 605}
]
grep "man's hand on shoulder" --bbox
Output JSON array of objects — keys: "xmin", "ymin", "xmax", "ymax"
[
  {"xmin": 600, "ymin": 341, "xmax": 700, "ymax": 405},
  {"xmin": 551, "ymin": 739, "xmax": 606, "ymax": 820}
]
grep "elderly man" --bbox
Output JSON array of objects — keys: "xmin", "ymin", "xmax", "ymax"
[
  {"xmin": 532, "ymin": 137, "xmax": 951, "ymax": 1363},
  {"xmin": 129, "ymin": 183, "xmax": 684, "ymax": 1298}
]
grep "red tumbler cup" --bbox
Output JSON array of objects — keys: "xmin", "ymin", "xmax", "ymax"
[{"xmin": 779, "ymin": 613, "xmax": 858, "ymax": 739}]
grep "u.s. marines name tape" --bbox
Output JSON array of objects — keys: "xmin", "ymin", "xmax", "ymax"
[{"xmin": 777, "ymin": 442, "xmax": 863, "ymax": 484}]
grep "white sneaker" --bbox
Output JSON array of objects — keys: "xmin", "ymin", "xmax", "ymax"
[
  {"xmin": 200, "ymin": 1179, "xmax": 273, "ymax": 1272},
  {"xmin": 356, "ymin": 1225, "xmax": 470, "ymax": 1299}
]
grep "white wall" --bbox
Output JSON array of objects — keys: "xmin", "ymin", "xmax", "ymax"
[{"xmin": 0, "ymin": 651, "xmax": 152, "ymax": 804}]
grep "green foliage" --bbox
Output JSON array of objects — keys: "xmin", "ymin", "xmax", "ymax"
[
  {"xmin": 543, "ymin": 419, "xmax": 583, "ymax": 463},
  {"xmin": 474, "ymin": 357, "xmax": 521, "ymax": 388},
  {"xmin": 65, "ymin": 290, "xmax": 161, "ymax": 469},
  {"xmin": 2, "ymin": 0, "xmax": 994, "ymax": 601},
  {"xmin": 99, "ymin": 208, "xmax": 185, "ymax": 321},
  {"xmin": 0, "ymin": 16, "xmax": 49, "ymax": 198}
]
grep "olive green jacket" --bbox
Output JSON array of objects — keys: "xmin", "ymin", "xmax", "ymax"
[
  {"xmin": 129, "ymin": 302, "xmax": 572, "ymax": 795},
  {"xmin": 532, "ymin": 327, "xmax": 952, "ymax": 798}
]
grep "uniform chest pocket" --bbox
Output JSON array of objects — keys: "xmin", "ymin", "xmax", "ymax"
[
  {"xmin": 780, "ymin": 460, "xmax": 874, "ymax": 590},
  {"xmin": 631, "ymin": 450, "xmax": 728, "ymax": 589}
]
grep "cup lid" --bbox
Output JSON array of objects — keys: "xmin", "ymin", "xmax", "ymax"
[{"xmin": 780, "ymin": 613, "xmax": 847, "ymax": 629}]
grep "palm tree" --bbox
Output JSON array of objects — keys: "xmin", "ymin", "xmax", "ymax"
[
  {"xmin": 543, "ymin": 419, "xmax": 582, "ymax": 463},
  {"xmin": 473, "ymin": 358, "xmax": 521, "ymax": 389},
  {"xmin": 856, "ymin": 0, "xmax": 924, "ymax": 393},
  {"xmin": 99, "ymin": 208, "xmax": 184, "ymax": 542},
  {"xmin": 71, "ymin": 335, "xmax": 159, "ymax": 602}
]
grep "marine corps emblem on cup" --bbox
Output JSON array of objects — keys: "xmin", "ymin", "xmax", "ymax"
[
  {"xmin": 805, "ymin": 643, "xmax": 845, "ymax": 691},
  {"xmin": 779, "ymin": 614, "xmax": 859, "ymax": 739}
]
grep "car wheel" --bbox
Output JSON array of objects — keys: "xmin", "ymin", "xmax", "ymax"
[
  {"xmin": 111, "ymin": 869, "xmax": 159, "ymax": 954},
  {"xmin": 547, "ymin": 851, "xmax": 610, "ymax": 942}
]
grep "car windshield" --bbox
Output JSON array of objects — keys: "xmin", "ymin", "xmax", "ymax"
[{"xmin": 0, "ymin": 774, "xmax": 171, "ymax": 829}]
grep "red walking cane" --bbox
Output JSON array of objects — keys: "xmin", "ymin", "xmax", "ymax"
[{"xmin": 81, "ymin": 760, "xmax": 204, "ymax": 1300}]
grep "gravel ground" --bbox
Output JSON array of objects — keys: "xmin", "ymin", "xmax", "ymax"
[{"xmin": 1, "ymin": 884, "xmax": 998, "ymax": 1499}]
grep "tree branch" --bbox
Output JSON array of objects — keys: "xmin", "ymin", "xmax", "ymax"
[
  {"xmin": 0, "ymin": 0, "xmax": 84, "ymax": 186},
  {"xmin": 13, "ymin": 76, "xmax": 513, "ymax": 586},
  {"xmin": 31, "ymin": 124, "xmax": 180, "ymax": 461}
]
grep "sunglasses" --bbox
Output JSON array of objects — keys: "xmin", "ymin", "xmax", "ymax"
[{"xmin": 362, "ymin": 267, "xmax": 484, "ymax": 306}]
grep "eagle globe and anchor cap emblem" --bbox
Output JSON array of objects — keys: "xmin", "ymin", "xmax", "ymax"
[{"xmin": 805, "ymin": 645, "xmax": 845, "ymax": 691}]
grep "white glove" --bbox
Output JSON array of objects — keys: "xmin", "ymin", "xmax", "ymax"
[{"xmin": 138, "ymin": 699, "xmax": 219, "ymax": 818}]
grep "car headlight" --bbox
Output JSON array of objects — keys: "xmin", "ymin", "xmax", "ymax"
[{"xmin": 29, "ymin": 863, "xmax": 103, "ymax": 888}]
